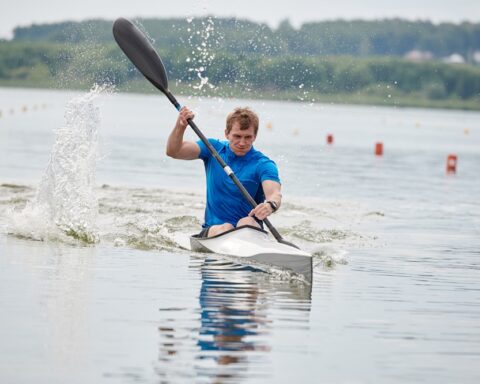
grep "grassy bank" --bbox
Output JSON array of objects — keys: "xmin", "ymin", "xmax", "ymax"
[{"xmin": 2, "ymin": 39, "xmax": 479, "ymax": 112}]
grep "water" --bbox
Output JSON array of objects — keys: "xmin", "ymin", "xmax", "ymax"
[{"xmin": 1, "ymin": 87, "xmax": 479, "ymax": 383}]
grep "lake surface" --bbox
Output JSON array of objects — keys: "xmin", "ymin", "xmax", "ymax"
[{"xmin": 1, "ymin": 87, "xmax": 479, "ymax": 383}]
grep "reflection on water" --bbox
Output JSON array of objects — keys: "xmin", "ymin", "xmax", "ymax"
[
  {"xmin": 196, "ymin": 259, "xmax": 270, "ymax": 382},
  {"xmin": 157, "ymin": 256, "xmax": 311, "ymax": 382}
]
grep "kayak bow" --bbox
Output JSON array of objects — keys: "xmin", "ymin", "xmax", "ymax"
[{"xmin": 190, "ymin": 225, "xmax": 312, "ymax": 282}]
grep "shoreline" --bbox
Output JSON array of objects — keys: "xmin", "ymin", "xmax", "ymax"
[{"xmin": 1, "ymin": 80, "xmax": 479, "ymax": 113}]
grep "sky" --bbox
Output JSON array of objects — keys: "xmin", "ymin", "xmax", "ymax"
[{"xmin": 2, "ymin": 0, "xmax": 479, "ymax": 39}]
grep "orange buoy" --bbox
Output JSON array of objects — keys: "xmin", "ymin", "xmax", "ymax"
[
  {"xmin": 375, "ymin": 142, "xmax": 383, "ymax": 156},
  {"xmin": 326, "ymin": 134, "xmax": 334, "ymax": 145},
  {"xmin": 446, "ymin": 154, "xmax": 457, "ymax": 173}
]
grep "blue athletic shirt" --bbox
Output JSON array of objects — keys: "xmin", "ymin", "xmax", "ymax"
[{"xmin": 197, "ymin": 139, "xmax": 280, "ymax": 228}]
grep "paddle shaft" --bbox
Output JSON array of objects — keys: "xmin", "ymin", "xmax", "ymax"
[{"xmin": 165, "ymin": 90, "xmax": 288, "ymax": 244}]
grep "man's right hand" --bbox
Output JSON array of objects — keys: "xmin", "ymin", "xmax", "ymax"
[{"xmin": 175, "ymin": 106, "xmax": 195, "ymax": 130}]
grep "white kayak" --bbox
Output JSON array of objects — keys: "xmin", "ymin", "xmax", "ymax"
[{"xmin": 190, "ymin": 225, "xmax": 312, "ymax": 282}]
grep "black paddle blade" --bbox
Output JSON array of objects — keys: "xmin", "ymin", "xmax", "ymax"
[{"xmin": 113, "ymin": 18, "xmax": 169, "ymax": 93}]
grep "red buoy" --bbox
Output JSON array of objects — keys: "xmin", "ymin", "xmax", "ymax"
[
  {"xmin": 446, "ymin": 154, "xmax": 457, "ymax": 173},
  {"xmin": 327, "ymin": 134, "xmax": 334, "ymax": 145},
  {"xmin": 375, "ymin": 142, "xmax": 383, "ymax": 156}
]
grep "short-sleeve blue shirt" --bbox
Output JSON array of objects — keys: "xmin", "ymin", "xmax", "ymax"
[{"xmin": 197, "ymin": 139, "xmax": 280, "ymax": 227}]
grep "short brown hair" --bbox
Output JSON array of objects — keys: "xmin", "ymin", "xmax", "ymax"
[{"xmin": 225, "ymin": 107, "xmax": 259, "ymax": 136}]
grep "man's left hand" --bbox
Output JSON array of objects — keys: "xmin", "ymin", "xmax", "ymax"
[{"xmin": 249, "ymin": 202, "xmax": 273, "ymax": 220}]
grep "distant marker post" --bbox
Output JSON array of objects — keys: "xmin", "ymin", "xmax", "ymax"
[{"xmin": 446, "ymin": 154, "xmax": 457, "ymax": 173}]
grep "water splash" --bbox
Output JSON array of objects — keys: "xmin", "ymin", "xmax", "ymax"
[
  {"xmin": 283, "ymin": 220, "xmax": 351, "ymax": 243},
  {"xmin": 312, "ymin": 247, "xmax": 349, "ymax": 268},
  {"xmin": 186, "ymin": 16, "xmax": 217, "ymax": 91},
  {"xmin": 9, "ymin": 85, "xmax": 109, "ymax": 243}
]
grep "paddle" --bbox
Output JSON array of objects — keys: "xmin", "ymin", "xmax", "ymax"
[{"xmin": 112, "ymin": 17, "xmax": 299, "ymax": 249}]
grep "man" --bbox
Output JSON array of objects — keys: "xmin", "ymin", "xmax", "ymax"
[{"xmin": 166, "ymin": 106, "xmax": 282, "ymax": 237}]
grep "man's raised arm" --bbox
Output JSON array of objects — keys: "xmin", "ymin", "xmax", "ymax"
[{"xmin": 166, "ymin": 106, "xmax": 201, "ymax": 160}]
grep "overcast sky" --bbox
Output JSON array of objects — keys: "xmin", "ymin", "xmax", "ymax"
[{"xmin": 2, "ymin": 0, "xmax": 479, "ymax": 38}]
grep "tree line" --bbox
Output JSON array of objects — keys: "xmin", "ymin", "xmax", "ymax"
[{"xmin": 10, "ymin": 17, "xmax": 480, "ymax": 60}]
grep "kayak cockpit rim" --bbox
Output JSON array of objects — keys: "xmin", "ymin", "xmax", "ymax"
[{"xmin": 192, "ymin": 224, "xmax": 268, "ymax": 240}]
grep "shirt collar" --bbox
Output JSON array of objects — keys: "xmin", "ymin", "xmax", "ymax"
[{"xmin": 225, "ymin": 142, "xmax": 255, "ymax": 162}]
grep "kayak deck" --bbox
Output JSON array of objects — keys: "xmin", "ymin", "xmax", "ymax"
[{"xmin": 190, "ymin": 225, "xmax": 312, "ymax": 282}]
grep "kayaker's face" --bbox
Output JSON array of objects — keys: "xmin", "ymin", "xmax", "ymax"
[{"xmin": 225, "ymin": 123, "xmax": 256, "ymax": 156}]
